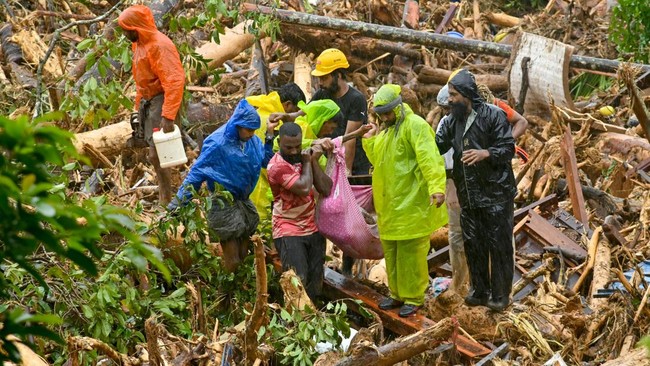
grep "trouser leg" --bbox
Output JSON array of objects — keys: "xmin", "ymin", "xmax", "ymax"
[
  {"xmin": 305, "ymin": 233, "xmax": 326, "ymax": 299},
  {"xmin": 276, "ymin": 236, "xmax": 310, "ymax": 297},
  {"xmin": 395, "ymin": 235, "xmax": 431, "ymax": 306},
  {"xmin": 486, "ymin": 200, "xmax": 515, "ymax": 300},
  {"xmin": 461, "ymin": 207, "xmax": 490, "ymax": 296},
  {"xmin": 381, "ymin": 239, "xmax": 400, "ymax": 301},
  {"xmin": 446, "ymin": 179, "xmax": 469, "ymax": 296}
]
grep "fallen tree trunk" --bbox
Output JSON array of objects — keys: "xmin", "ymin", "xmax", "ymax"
[
  {"xmin": 191, "ymin": 21, "xmax": 256, "ymax": 82},
  {"xmin": 416, "ymin": 65, "xmax": 508, "ymax": 91},
  {"xmin": 73, "ymin": 121, "xmax": 132, "ymax": 161},
  {"xmin": 294, "ymin": 53, "xmax": 313, "ymax": 100},
  {"xmin": 243, "ymin": 235, "xmax": 269, "ymax": 364},
  {"xmin": 242, "ymin": 3, "xmax": 650, "ymax": 74},
  {"xmin": 483, "ymin": 12, "xmax": 522, "ymax": 27},
  {"xmin": 600, "ymin": 347, "xmax": 650, "ymax": 366},
  {"xmin": 334, "ymin": 318, "xmax": 454, "ymax": 366}
]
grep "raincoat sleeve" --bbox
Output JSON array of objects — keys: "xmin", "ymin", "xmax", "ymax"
[
  {"xmin": 150, "ymin": 42, "xmax": 185, "ymax": 120},
  {"xmin": 132, "ymin": 45, "xmax": 142, "ymax": 110},
  {"xmin": 487, "ymin": 111, "xmax": 515, "ymax": 165},
  {"xmin": 174, "ymin": 153, "xmax": 208, "ymax": 206},
  {"xmin": 409, "ymin": 121, "xmax": 446, "ymax": 196},
  {"xmin": 362, "ymin": 136, "xmax": 377, "ymax": 166},
  {"xmin": 435, "ymin": 119, "xmax": 452, "ymax": 155}
]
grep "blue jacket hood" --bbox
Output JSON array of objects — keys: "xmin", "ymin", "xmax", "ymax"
[{"xmin": 224, "ymin": 100, "xmax": 261, "ymax": 140}]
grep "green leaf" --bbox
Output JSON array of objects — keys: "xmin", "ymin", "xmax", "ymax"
[
  {"xmin": 77, "ymin": 38, "xmax": 95, "ymax": 51},
  {"xmin": 82, "ymin": 305, "xmax": 94, "ymax": 318}
]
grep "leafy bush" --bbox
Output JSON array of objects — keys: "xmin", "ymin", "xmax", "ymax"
[
  {"xmin": 0, "ymin": 113, "xmax": 165, "ymax": 363},
  {"xmin": 610, "ymin": 0, "xmax": 650, "ymax": 63}
]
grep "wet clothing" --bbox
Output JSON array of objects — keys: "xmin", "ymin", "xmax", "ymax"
[
  {"xmin": 267, "ymin": 154, "xmax": 318, "ymax": 238},
  {"xmin": 275, "ymin": 233, "xmax": 326, "ymax": 301},
  {"xmin": 172, "ymin": 99, "xmax": 274, "ymax": 205},
  {"xmin": 118, "ymin": 5, "xmax": 184, "ymax": 121},
  {"xmin": 435, "ymin": 69, "xmax": 516, "ymax": 302},
  {"xmin": 247, "ymin": 92, "xmax": 287, "ymax": 220},
  {"xmin": 363, "ymin": 84, "xmax": 447, "ymax": 306},
  {"xmin": 140, "ymin": 94, "xmax": 181, "ymax": 146},
  {"xmin": 382, "ymin": 235, "xmax": 430, "ymax": 306},
  {"xmin": 312, "ymin": 87, "xmax": 371, "ymax": 175},
  {"xmin": 207, "ymin": 197, "xmax": 259, "ymax": 241}
]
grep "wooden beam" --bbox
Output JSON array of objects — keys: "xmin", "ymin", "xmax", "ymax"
[
  {"xmin": 322, "ymin": 268, "xmax": 491, "ymax": 358},
  {"xmin": 242, "ymin": 3, "xmax": 650, "ymax": 74},
  {"xmin": 560, "ymin": 126, "xmax": 589, "ymax": 226},
  {"xmin": 427, "ymin": 245, "xmax": 450, "ymax": 273}
]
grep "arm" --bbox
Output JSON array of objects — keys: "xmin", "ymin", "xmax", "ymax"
[
  {"xmin": 131, "ymin": 45, "xmax": 142, "ymax": 110},
  {"xmin": 487, "ymin": 112, "xmax": 516, "ymax": 164},
  {"xmin": 343, "ymin": 120, "xmax": 362, "ymax": 171},
  {"xmin": 310, "ymin": 145, "xmax": 333, "ymax": 196},
  {"xmin": 361, "ymin": 123, "xmax": 379, "ymax": 166},
  {"xmin": 286, "ymin": 151, "xmax": 314, "ymax": 197},
  {"xmin": 151, "ymin": 42, "xmax": 185, "ymax": 131},
  {"xmin": 268, "ymin": 110, "xmax": 304, "ymax": 124},
  {"xmin": 410, "ymin": 121, "xmax": 446, "ymax": 207},
  {"xmin": 496, "ymin": 99, "xmax": 528, "ymax": 139},
  {"xmin": 169, "ymin": 155, "xmax": 207, "ymax": 209},
  {"xmin": 435, "ymin": 116, "xmax": 453, "ymax": 155},
  {"xmin": 509, "ymin": 110, "xmax": 528, "ymax": 139}
]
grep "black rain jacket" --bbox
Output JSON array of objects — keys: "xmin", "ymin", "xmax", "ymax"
[{"xmin": 435, "ymin": 70, "xmax": 516, "ymax": 209}]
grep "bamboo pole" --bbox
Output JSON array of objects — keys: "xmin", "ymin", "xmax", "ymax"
[{"xmin": 242, "ymin": 3, "xmax": 650, "ymax": 74}]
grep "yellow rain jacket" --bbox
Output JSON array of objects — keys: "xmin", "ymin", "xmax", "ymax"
[
  {"xmin": 247, "ymin": 92, "xmax": 286, "ymax": 220},
  {"xmin": 363, "ymin": 85, "xmax": 448, "ymax": 240}
]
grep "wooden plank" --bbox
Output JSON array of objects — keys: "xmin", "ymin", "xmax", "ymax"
[
  {"xmin": 322, "ymin": 268, "xmax": 491, "ymax": 358},
  {"xmin": 427, "ymin": 245, "xmax": 450, "ymax": 273},
  {"xmin": 560, "ymin": 126, "xmax": 589, "ymax": 226},
  {"xmin": 513, "ymin": 194, "xmax": 558, "ymax": 222},
  {"xmin": 523, "ymin": 210, "xmax": 587, "ymax": 262}
]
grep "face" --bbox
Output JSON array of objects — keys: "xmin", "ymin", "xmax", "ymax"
[
  {"xmin": 447, "ymin": 85, "xmax": 471, "ymax": 120},
  {"xmin": 122, "ymin": 29, "xmax": 138, "ymax": 42},
  {"xmin": 279, "ymin": 134, "xmax": 303, "ymax": 164},
  {"xmin": 282, "ymin": 101, "xmax": 299, "ymax": 113},
  {"xmin": 318, "ymin": 120, "xmax": 337, "ymax": 138},
  {"xmin": 376, "ymin": 110, "xmax": 397, "ymax": 126},
  {"xmin": 237, "ymin": 127, "xmax": 256, "ymax": 142},
  {"xmin": 318, "ymin": 73, "xmax": 339, "ymax": 95}
]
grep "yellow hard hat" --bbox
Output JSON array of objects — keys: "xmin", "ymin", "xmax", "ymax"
[{"xmin": 311, "ymin": 48, "xmax": 349, "ymax": 76}]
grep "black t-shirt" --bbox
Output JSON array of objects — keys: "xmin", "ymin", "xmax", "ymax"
[{"xmin": 311, "ymin": 86, "xmax": 371, "ymax": 175}]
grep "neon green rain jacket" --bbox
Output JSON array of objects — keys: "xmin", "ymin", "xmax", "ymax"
[{"xmin": 363, "ymin": 85, "xmax": 448, "ymax": 240}]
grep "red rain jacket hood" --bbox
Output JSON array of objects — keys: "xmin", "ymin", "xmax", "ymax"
[{"xmin": 118, "ymin": 5, "xmax": 185, "ymax": 120}]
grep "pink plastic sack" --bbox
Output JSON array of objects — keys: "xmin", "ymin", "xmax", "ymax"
[{"xmin": 316, "ymin": 138, "xmax": 383, "ymax": 259}]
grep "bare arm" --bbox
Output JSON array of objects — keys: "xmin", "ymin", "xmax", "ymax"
[
  {"xmin": 343, "ymin": 120, "xmax": 363, "ymax": 172},
  {"xmin": 310, "ymin": 146, "xmax": 333, "ymax": 196},
  {"xmin": 508, "ymin": 110, "xmax": 528, "ymax": 139}
]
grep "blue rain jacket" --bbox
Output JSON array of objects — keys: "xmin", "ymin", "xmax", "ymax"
[{"xmin": 175, "ymin": 100, "xmax": 274, "ymax": 202}]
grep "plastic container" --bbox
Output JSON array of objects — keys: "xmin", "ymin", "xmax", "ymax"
[{"xmin": 152, "ymin": 125, "xmax": 188, "ymax": 168}]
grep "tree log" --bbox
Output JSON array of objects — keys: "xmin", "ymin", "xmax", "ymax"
[
  {"xmin": 334, "ymin": 318, "xmax": 454, "ymax": 366},
  {"xmin": 242, "ymin": 4, "xmax": 650, "ymax": 74},
  {"xmin": 600, "ymin": 347, "xmax": 650, "ymax": 366},
  {"xmin": 416, "ymin": 66, "xmax": 508, "ymax": 92},
  {"xmin": 244, "ymin": 235, "xmax": 269, "ymax": 364},
  {"xmin": 483, "ymin": 12, "xmax": 522, "ymax": 28},
  {"xmin": 588, "ymin": 239, "xmax": 610, "ymax": 310},
  {"xmin": 73, "ymin": 121, "xmax": 132, "ymax": 160},
  {"xmin": 294, "ymin": 53, "xmax": 313, "ymax": 100},
  {"xmin": 191, "ymin": 21, "xmax": 256, "ymax": 82}
]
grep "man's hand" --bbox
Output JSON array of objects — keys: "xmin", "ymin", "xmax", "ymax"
[
  {"xmin": 430, "ymin": 193, "xmax": 445, "ymax": 208},
  {"xmin": 362, "ymin": 123, "xmax": 378, "ymax": 138},
  {"xmin": 268, "ymin": 112, "xmax": 287, "ymax": 124},
  {"xmin": 161, "ymin": 117, "xmax": 175, "ymax": 133},
  {"xmin": 312, "ymin": 138, "xmax": 334, "ymax": 152},
  {"xmin": 301, "ymin": 149, "xmax": 312, "ymax": 163},
  {"xmin": 310, "ymin": 144, "xmax": 324, "ymax": 160},
  {"xmin": 353, "ymin": 124, "xmax": 373, "ymax": 137},
  {"xmin": 267, "ymin": 118, "xmax": 280, "ymax": 136},
  {"xmin": 461, "ymin": 149, "xmax": 490, "ymax": 166}
]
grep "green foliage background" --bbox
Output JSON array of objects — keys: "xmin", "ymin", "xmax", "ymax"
[{"xmin": 610, "ymin": 0, "xmax": 650, "ymax": 63}]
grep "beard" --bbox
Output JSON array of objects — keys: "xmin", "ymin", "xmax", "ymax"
[
  {"xmin": 449, "ymin": 101, "xmax": 469, "ymax": 121},
  {"xmin": 281, "ymin": 153, "xmax": 302, "ymax": 165},
  {"xmin": 325, "ymin": 74, "xmax": 340, "ymax": 95}
]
